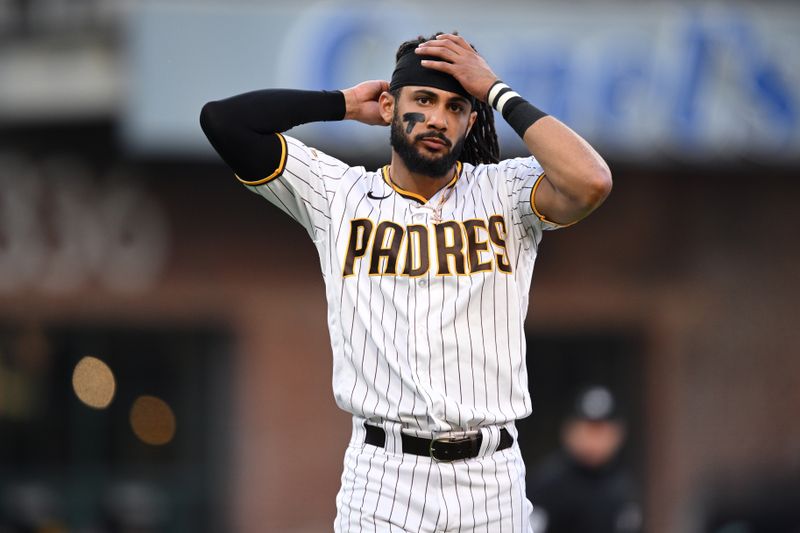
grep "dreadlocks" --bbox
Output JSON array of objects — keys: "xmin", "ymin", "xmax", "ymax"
[{"xmin": 392, "ymin": 33, "xmax": 500, "ymax": 166}]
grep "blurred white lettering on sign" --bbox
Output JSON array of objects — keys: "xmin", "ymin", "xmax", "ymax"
[
  {"xmin": 0, "ymin": 154, "xmax": 169, "ymax": 294},
  {"xmin": 123, "ymin": 1, "xmax": 800, "ymax": 162}
]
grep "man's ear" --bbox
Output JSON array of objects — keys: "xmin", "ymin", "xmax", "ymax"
[
  {"xmin": 466, "ymin": 109, "xmax": 478, "ymax": 136},
  {"xmin": 379, "ymin": 91, "xmax": 396, "ymax": 124}
]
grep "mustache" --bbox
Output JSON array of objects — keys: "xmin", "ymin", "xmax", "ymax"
[{"xmin": 414, "ymin": 131, "xmax": 452, "ymax": 148}]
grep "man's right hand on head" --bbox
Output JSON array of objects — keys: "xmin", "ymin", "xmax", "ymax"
[{"xmin": 343, "ymin": 80, "xmax": 390, "ymax": 126}]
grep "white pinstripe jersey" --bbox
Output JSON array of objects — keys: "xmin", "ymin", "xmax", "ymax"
[{"xmin": 239, "ymin": 133, "xmax": 563, "ymax": 435}]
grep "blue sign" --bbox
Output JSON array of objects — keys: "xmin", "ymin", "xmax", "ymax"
[{"xmin": 123, "ymin": 2, "xmax": 800, "ymax": 162}]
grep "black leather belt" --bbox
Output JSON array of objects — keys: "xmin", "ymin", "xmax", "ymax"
[{"xmin": 364, "ymin": 423, "xmax": 513, "ymax": 462}]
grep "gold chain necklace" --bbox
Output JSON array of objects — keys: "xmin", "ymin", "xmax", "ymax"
[{"xmin": 431, "ymin": 185, "xmax": 454, "ymax": 223}]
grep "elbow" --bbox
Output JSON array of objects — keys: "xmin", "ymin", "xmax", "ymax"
[
  {"xmin": 594, "ymin": 165, "xmax": 613, "ymax": 202},
  {"xmin": 583, "ymin": 165, "xmax": 612, "ymax": 209},
  {"xmin": 199, "ymin": 100, "xmax": 219, "ymax": 137}
]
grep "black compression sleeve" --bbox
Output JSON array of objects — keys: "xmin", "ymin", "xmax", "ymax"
[{"xmin": 200, "ymin": 89, "xmax": 345, "ymax": 182}]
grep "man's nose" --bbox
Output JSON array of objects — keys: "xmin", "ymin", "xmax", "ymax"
[{"xmin": 426, "ymin": 106, "xmax": 447, "ymax": 130}]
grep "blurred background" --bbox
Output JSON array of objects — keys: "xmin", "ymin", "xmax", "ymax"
[{"xmin": 1, "ymin": 0, "xmax": 799, "ymax": 531}]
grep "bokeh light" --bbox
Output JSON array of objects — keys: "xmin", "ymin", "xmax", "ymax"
[
  {"xmin": 72, "ymin": 356, "xmax": 116, "ymax": 409},
  {"xmin": 130, "ymin": 395, "xmax": 176, "ymax": 446}
]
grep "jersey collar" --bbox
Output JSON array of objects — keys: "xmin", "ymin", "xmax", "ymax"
[{"xmin": 381, "ymin": 161, "xmax": 462, "ymax": 205}]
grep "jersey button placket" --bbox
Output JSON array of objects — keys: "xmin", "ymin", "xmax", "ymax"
[
  {"xmin": 408, "ymin": 207, "xmax": 431, "ymax": 289},
  {"xmin": 408, "ymin": 211, "xmax": 429, "ymax": 334}
]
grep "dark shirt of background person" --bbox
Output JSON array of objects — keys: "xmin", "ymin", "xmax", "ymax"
[{"xmin": 528, "ymin": 386, "xmax": 642, "ymax": 533}]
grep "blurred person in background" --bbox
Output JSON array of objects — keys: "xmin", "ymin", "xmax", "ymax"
[{"xmin": 528, "ymin": 386, "xmax": 642, "ymax": 533}]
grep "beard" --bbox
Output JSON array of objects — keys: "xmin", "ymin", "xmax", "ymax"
[{"xmin": 390, "ymin": 111, "xmax": 466, "ymax": 178}]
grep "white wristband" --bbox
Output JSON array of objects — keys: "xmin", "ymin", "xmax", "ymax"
[
  {"xmin": 487, "ymin": 81, "xmax": 509, "ymax": 108},
  {"xmin": 487, "ymin": 81, "xmax": 523, "ymax": 115}
]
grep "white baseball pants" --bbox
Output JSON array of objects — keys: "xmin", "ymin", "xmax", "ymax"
[{"xmin": 335, "ymin": 417, "xmax": 534, "ymax": 532}]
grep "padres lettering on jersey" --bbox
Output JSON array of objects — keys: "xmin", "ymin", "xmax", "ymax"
[
  {"xmin": 239, "ymin": 133, "xmax": 564, "ymax": 435},
  {"xmin": 342, "ymin": 215, "xmax": 512, "ymax": 277}
]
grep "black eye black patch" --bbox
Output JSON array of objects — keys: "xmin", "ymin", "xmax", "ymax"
[{"xmin": 402, "ymin": 112, "xmax": 425, "ymax": 134}]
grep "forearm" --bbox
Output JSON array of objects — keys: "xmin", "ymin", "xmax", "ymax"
[
  {"xmin": 522, "ymin": 116, "xmax": 612, "ymax": 219},
  {"xmin": 487, "ymin": 81, "xmax": 611, "ymax": 224},
  {"xmin": 199, "ymin": 89, "xmax": 345, "ymax": 181}
]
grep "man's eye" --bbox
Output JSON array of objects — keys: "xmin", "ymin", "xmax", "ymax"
[
  {"xmin": 417, "ymin": 97, "xmax": 430, "ymax": 104},
  {"xmin": 449, "ymin": 104, "xmax": 464, "ymax": 112}
]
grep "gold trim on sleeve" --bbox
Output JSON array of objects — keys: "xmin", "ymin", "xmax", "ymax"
[
  {"xmin": 235, "ymin": 133, "xmax": 288, "ymax": 186},
  {"xmin": 530, "ymin": 172, "xmax": 579, "ymax": 228}
]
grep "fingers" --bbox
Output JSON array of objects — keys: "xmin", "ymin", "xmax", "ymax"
[
  {"xmin": 416, "ymin": 36, "xmax": 473, "ymax": 70},
  {"xmin": 366, "ymin": 79, "xmax": 389, "ymax": 90},
  {"xmin": 416, "ymin": 34, "xmax": 481, "ymax": 69},
  {"xmin": 416, "ymin": 43, "xmax": 464, "ymax": 73},
  {"xmin": 372, "ymin": 80, "xmax": 389, "ymax": 99},
  {"xmin": 419, "ymin": 58, "xmax": 454, "ymax": 75},
  {"xmin": 414, "ymin": 34, "xmax": 495, "ymax": 98},
  {"xmin": 360, "ymin": 80, "xmax": 389, "ymax": 100},
  {"xmin": 416, "ymin": 38, "xmax": 463, "ymax": 60},
  {"xmin": 416, "ymin": 46, "xmax": 459, "ymax": 65},
  {"xmin": 435, "ymin": 33, "xmax": 471, "ymax": 50}
]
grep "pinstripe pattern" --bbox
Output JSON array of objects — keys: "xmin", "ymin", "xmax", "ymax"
[
  {"xmin": 242, "ymin": 135, "xmax": 563, "ymax": 531},
  {"xmin": 336, "ymin": 419, "xmax": 532, "ymax": 532}
]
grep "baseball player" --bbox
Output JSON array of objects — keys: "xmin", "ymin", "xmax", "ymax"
[{"xmin": 200, "ymin": 32, "xmax": 611, "ymax": 532}]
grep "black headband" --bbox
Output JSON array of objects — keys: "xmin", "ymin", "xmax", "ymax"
[{"xmin": 389, "ymin": 47, "xmax": 475, "ymax": 106}]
